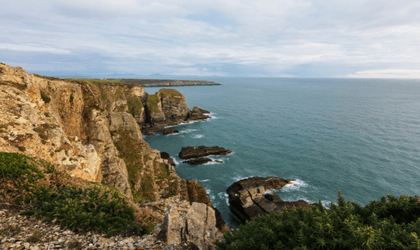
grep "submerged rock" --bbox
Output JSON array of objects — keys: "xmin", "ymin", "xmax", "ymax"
[
  {"xmin": 226, "ymin": 176, "xmax": 318, "ymax": 223},
  {"xmin": 162, "ymin": 128, "xmax": 179, "ymax": 135},
  {"xmin": 183, "ymin": 158, "xmax": 223, "ymax": 165},
  {"xmin": 179, "ymin": 146, "xmax": 232, "ymax": 160}
]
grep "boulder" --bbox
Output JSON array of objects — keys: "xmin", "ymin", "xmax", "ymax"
[
  {"xmin": 226, "ymin": 177, "xmax": 318, "ymax": 223},
  {"xmin": 162, "ymin": 128, "xmax": 179, "ymax": 135},
  {"xmin": 161, "ymin": 151, "xmax": 176, "ymax": 167},
  {"xmin": 179, "ymin": 146, "xmax": 232, "ymax": 160},
  {"xmin": 157, "ymin": 202, "xmax": 224, "ymax": 250}
]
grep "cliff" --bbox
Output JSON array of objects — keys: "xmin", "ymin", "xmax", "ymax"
[{"xmin": 0, "ymin": 63, "xmax": 224, "ymax": 249}]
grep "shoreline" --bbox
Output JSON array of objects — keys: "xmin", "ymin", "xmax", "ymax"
[{"xmin": 120, "ymin": 79, "xmax": 221, "ymax": 87}]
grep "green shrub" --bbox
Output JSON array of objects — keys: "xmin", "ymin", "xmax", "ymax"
[
  {"xmin": 216, "ymin": 191, "xmax": 420, "ymax": 250},
  {"xmin": 0, "ymin": 152, "xmax": 45, "ymax": 189},
  {"xmin": 21, "ymin": 186, "xmax": 145, "ymax": 237},
  {"xmin": 1, "ymin": 152, "xmax": 146, "ymax": 237}
]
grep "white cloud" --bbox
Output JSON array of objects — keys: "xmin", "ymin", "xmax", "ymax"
[
  {"xmin": 0, "ymin": 43, "xmax": 71, "ymax": 54},
  {"xmin": 1, "ymin": 1, "xmax": 420, "ymax": 76},
  {"xmin": 346, "ymin": 69, "xmax": 420, "ymax": 79}
]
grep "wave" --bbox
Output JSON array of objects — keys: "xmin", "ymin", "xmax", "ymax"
[
  {"xmin": 172, "ymin": 158, "xmax": 180, "ymax": 166},
  {"xmin": 202, "ymin": 160, "xmax": 224, "ymax": 165},
  {"xmin": 180, "ymin": 129, "xmax": 198, "ymax": 133},
  {"xmin": 209, "ymin": 112, "xmax": 219, "ymax": 119},
  {"xmin": 218, "ymin": 192, "xmax": 230, "ymax": 206},
  {"xmin": 199, "ymin": 179, "xmax": 210, "ymax": 182},
  {"xmin": 192, "ymin": 134, "xmax": 205, "ymax": 138},
  {"xmin": 280, "ymin": 179, "xmax": 308, "ymax": 192}
]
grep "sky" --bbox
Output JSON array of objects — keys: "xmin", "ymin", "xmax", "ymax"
[{"xmin": 1, "ymin": 0, "xmax": 420, "ymax": 78}]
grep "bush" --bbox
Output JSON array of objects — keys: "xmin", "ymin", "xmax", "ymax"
[
  {"xmin": 216, "ymin": 191, "xmax": 420, "ymax": 250},
  {"xmin": 1, "ymin": 152, "xmax": 146, "ymax": 237},
  {"xmin": 0, "ymin": 152, "xmax": 45, "ymax": 189},
  {"xmin": 21, "ymin": 186, "xmax": 145, "ymax": 237}
]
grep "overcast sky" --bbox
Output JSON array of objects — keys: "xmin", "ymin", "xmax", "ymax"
[{"xmin": 1, "ymin": 0, "xmax": 420, "ymax": 78}]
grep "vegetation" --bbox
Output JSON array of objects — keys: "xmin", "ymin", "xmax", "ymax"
[
  {"xmin": 0, "ymin": 80, "xmax": 26, "ymax": 91},
  {"xmin": 216, "ymin": 191, "xmax": 420, "ymax": 250},
  {"xmin": 40, "ymin": 90, "xmax": 51, "ymax": 103},
  {"xmin": 146, "ymin": 93, "xmax": 160, "ymax": 114},
  {"xmin": 127, "ymin": 97, "xmax": 143, "ymax": 117},
  {"xmin": 0, "ymin": 152, "xmax": 147, "ymax": 237},
  {"xmin": 21, "ymin": 185, "xmax": 144, "ymax": 237},
  {"xmin": 159, "ymin": 89, "xmax": 183, "ymax": 104}
]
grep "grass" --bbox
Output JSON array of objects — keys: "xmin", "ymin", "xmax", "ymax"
[
  {"xmin": 146, "ymin": 94, "xmax": 160, "ymax": 114},
  {"xmin": 127, "ymin": 97, "xmax": 143, "ymax": 117},
  {"xmin": 159, "ymin": 89, "xmax": 183, "ymax": 104},
  {"xmin": 0, "ymin": 80, "xmax": 26, "ymax": 91}
]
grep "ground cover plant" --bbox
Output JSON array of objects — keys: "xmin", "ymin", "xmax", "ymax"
[
  {"xmin": 216, "ymin": 191, "xmax": 420, "ymax": 250},
  {"xmin": 0, "ymin": 152, "xmax": 147, "ymax": 237}
]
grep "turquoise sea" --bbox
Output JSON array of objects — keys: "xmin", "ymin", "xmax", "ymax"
[{"xmin": 143, "ymin": 77, "xmax": 420, "ymax": 227}]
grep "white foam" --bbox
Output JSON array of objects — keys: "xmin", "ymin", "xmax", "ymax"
[
  {"xmin": 232, "ymin": 175, "xmax": 255, "ymax": 182},
  {"xmin": 202, "ymin": 160, "xmax": 224, "ymax": 165},
  {"xmin": 200, "ymin": 179, "xmax": 210, "ymax": 182},
  {"xmin": 180, "ymin": 129, "xmax": 198, "ymax": 133},
  {"xmin": 172, "ymin": 158, "xmax": 180, "ymax": 165},
  {"xmin": 209, "ymin": 112, "xmax": 219, "ymax": 119},
  {"xmin": 280, "ymin": 179, "xmax": 308, "ymax": 192},
  {"xmin": 192, "ymin": 134, "xmax": 205, "ymax": 138}
]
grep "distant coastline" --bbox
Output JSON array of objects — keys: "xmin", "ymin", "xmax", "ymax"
[{"xmin": 120, "ymin": 79, "xmax": 221, "ymax": 87}]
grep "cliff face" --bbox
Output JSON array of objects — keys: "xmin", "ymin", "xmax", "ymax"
[
  {"xmin": 146, "ymin": 88, "xmax": 190, "ymax": 127},
  {"xmin": 0, "ymin": 64, "xmax": 226, "ymax": 245}
]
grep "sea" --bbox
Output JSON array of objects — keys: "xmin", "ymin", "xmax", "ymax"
[{"xmin": 142, "ymin": 77, "xmax": 420, "ymax": 228}]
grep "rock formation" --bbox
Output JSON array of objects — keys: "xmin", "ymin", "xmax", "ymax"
[
  {"xmin": 183, "ymin": 158, "xmax": 223, "ymax": 165},
  {"xmin": 179, "ymin": 146, "xmax": 232, "ymax": 160},
  {"xmin": 226, "ymin": 177, "xmax": 318, "ymax": 223},
  {"xmin": 162, "ymin": 128, "xmax": 179, "ymax": 135},
  {"xmin": 0, "ymin": 63, "xmax": 225, "ymax": 249}
]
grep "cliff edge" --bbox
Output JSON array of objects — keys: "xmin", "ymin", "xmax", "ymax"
[{"xmin": 0, "ymin": 63, "xmax": 225, "ymax": 249}]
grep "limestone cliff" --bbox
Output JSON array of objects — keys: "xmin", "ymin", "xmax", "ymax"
[{"xmin": 0, "ymin": 63, "xmax": 224, "ymax": 249}]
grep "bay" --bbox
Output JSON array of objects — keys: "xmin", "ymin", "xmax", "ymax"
[{"xmin": 143, "ymin": 77, "xmax": 420, "ymax": 227}]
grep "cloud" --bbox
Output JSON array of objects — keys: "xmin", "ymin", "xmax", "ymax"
[
  {"xmin": 1, "ymin": 0, "xmax": 420, "ymax": 77},
  {"xmin": 346, "ymin": 69, "xmax": 420, "ymax": 79}
]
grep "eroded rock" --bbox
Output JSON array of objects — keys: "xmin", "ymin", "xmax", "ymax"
[
  {"xmin": 183, "ymin": 158, "xmax": 223, "ymax": 165},
  {"xmin": 179, "ymin": 146, "xmax": 232, "ymax": 160},
  {"xmin": 227, "ymin": 176, "xmax": 318, "ymax": 223}
]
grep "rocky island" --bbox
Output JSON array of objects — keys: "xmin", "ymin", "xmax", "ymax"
[{"xmin": 0, "ymin": 63, "xmax": 224, "ymax": 249}]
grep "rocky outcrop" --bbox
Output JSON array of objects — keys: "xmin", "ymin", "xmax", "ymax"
[
  {"xmin": 162, "ymin": 128, "xmax": 179, "ymax": 135},
  {"xmin": 183, "ymin": 158, "xmax": 223, "ymax": 165},
  {"xmin": 0, "ymin": 63, "xmax": 226, "ymax": 249},
  {"xmin": 227, "ymin": 177, "xmax": 318, "ymax": 223},
  {"xmin": 146, "ymin": 89, "xmax": 190, "ymax": 127},
  {"xmin": 186, "ymin": 106, "xmax": 211, "ymax": 122},
  {"xmin": 144, "ymin": 90, "xmax": 211, "ymax": 134},
  {"xmin": 179, "ymin": 146, "xmax": 232, "ymax": 160},
  {"xmin": 156, "ymin": 202, "xmax": 223, "ymax": 249}
]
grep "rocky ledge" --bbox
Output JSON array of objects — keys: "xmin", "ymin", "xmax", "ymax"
[
  {"xmin": 227, "ymin": 177, "xmax": 319, "ymax": 223},
  {"xmin": 179, "ymin": 146, "xmax": 232, "ymax": 160}
]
